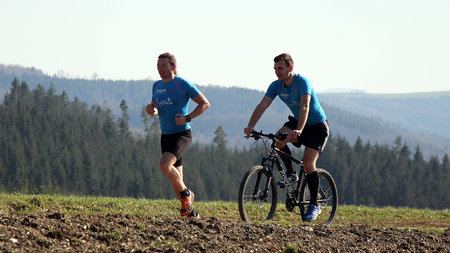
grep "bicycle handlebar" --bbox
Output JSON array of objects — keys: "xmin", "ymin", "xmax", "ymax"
[{"xmin": 249, "ymin": 130, "xmax": 287, "ymax": 141}]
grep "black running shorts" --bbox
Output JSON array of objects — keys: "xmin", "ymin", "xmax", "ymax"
[
  {"xmin": 282, "ymin": 116, "xmax": 329, "ymax": 153},
  {"xmin": 160, "ymin": 129, "xmax": 192, "ymax": 167}
]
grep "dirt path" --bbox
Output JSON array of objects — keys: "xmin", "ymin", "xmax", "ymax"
[{"xmin": 1, "ymin": 212, "xmax": 449, "ymax": 252}]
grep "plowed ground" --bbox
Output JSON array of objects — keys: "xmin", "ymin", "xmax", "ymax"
[{"xmin": 1, "ymin": 212, "xmax": 449, "ymax": 252}]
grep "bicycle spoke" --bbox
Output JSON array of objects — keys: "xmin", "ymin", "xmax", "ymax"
[
  {"xmin": 299, "ymin": 169, "xmax": 338, "ymax": 225},
  {"xmin": 239, "ymin": 166, "xmax": 277, "ymax": 223}
]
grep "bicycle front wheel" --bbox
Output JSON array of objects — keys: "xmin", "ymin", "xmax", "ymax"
[
  {"xmin": 299, "ymin": 168, "xmax": 338, "ymax": 225},
  {"xmin": 238, "ymin": 165, "xmax": 277, "ymax": 223}
]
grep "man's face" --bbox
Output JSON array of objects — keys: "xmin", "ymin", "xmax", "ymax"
[
  {"xmin": 157, "ymin": 58, "xmax": 174, "ymax": 79},
  {"xmin": 274, "ymin": 61, "xmax": 290, "ymax": 81}
]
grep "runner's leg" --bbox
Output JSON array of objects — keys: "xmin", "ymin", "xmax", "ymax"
[{"xmin": 160, "ymin": 152, "xmax": 186, "ymax": 201}]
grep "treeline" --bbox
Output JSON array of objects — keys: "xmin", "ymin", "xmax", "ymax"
[
  {"xmin": 319, "ymin": 136, "xmax": 449, "ymax": 209},
  {"xmin": 2, "ymin": 64, "xmax": 450, "ymax": 159},
  {"xmin": 0, "ymin": 80, "xmax": 448, "ymax": 209}
]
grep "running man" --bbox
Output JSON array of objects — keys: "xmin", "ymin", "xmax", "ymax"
[{"xmin": 147, "ymin": 52, "xmax": 210, "ymax": 219}]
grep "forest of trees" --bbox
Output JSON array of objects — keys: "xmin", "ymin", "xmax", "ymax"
[
  {"xmin": 1, "ymin": 79, "xmax": 449, "ymax": 209},
  {"xmin": 2, "ymin": 63, "xmax": 450, "ymax": 159}
]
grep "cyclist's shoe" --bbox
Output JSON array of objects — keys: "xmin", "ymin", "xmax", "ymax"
[
  {"xmin": 277, "ymin": 172, "xmax": 299, "ymax": 188},
  {"xmin": 302, "ymin": 204, "xmax": 321, "ymax": 221},
  {"xmin": 186, "ymin": 209, "xmax": 200, "ymax": 219},
  {"xmin": 180, "ymin": 190, "xmax": 194, "ymax": 216}
]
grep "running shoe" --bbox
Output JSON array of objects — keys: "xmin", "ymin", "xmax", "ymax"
[
  {"xmin": 302, "ymin": 204, "xmax": 321, "ymax": 221},
  {"xmin": 180, "ymin": 190, "xmax": 194, "ymax": 216}
]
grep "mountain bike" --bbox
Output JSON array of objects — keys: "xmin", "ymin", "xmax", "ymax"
[{"xmin": 238, "ymin": 130, "xmax": 338, "ymax": 225}]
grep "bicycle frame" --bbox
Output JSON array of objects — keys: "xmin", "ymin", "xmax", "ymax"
[{"xmin": 256, "ymin": 133, "xmax": 304, "ymax": 205}]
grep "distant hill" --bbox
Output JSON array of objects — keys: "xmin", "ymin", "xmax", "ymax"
[
  {"xmin": 1, "ymin": 64, "xmax": 449, "ymax": 158},
  {"xmin": 319, "ymin": 92, "xmax": 450, "ymax": 140}
]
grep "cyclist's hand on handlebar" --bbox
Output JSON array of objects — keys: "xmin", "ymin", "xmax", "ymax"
[
  {"xmin": 244, "ymin": 127, "xmax": 254, "ymax": 139},
  {"xmin": 287, "ymin": 129, "xmax": 302, "ymax": 142}
]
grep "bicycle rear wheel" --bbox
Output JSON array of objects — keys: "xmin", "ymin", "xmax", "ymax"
[
  {"xmin": 238, "ymin": 165, "xmax": 277, "ymax": 223},
  {"xmin": 299, "ymin": 168, "xmax": 338, "ymax": 225}
]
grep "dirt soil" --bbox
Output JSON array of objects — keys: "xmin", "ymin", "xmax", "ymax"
[{"xmin": 0, "ymin": 212, "xmax": 449, "ymax": 252}]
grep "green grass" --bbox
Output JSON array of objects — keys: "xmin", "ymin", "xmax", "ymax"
[
  {"xmin": 1, "ymin": 193, "xmax": 448, "ymax": 233},
  {"xmin": 335, "ymin": 205, "xmax": 449, "ymax": 223}
]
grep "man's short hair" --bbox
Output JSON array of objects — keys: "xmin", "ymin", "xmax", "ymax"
[{"xmin": 274, "ymin": 53, "xmax": 294, "ymax": 68}]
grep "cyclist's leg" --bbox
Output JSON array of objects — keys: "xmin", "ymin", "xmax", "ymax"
[
  {"xmin": 276, "ymin": 126, "xmax": 296, "ymax": 174},
  {"xmin": 303, "ymin": 147, "xmax": 320, "ymax": 206},
  {"xmin": 303, "ymin": 147, "xmax": 319, "ymax": 173},
  {"xmin": 302, "ymin": 121, "xmax": 329, "ymax": 207},
  {"xmin": 276, "ymin": 115, "xmax": 303, "ymax": 175}
]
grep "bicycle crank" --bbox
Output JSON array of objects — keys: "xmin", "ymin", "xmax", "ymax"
[{"xmin": 285, "ymin": 194, "xmax": 297, "ymax": 212}]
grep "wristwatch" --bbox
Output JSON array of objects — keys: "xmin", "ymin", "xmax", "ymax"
[{"xmin": 185, "ymin": 115, "xmax": 191, "ymax": 122}]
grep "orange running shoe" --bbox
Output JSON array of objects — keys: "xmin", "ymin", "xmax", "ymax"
[{"xmin": 180, "ymin": 190, "xmax": 194, "ymax": 216}]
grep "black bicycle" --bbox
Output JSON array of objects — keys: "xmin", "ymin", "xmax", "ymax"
[{"xmin": 238, "ymin": 130, "xmax": 338, "ymax": 225}]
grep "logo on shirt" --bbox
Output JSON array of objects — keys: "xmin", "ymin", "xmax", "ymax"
[
  {"xmin": 156, "ymin": 89, "xmax": 167, "ymax": 94},
  {"xmin": 280, "ymin": 92, "xmax": 300, "ymax": 107},
  {"xmin": 156, "ymin": 97, "xmax": 173, "ymax": 106}
]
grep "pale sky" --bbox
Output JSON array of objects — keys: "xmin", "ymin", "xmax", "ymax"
[{"xmin": 1, "ymin": 0, "xmax": 449, "ymax": 93}]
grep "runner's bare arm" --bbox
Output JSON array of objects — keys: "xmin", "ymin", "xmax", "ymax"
[{"xmin": 175, "ymin": 93, "xmax": 210, "ymax": 125}]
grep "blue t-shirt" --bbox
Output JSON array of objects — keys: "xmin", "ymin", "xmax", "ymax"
[
  {"xmin": 152, "ymin": 76, "xmax": 200, "ymax": 134},
  {"xmin": 265, "ymin": 74, "xmax": 326, "ymax": 126}
]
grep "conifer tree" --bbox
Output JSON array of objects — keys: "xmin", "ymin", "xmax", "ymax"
[
  {"xmin": 213, "ymin": 125, "xmax": 227, "ymax": 151},
  {"xmin": 118, "ymin": 99, "xmax": 131, "ymax": 140}
]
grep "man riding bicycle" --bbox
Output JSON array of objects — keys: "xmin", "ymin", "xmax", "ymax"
[{"xmin": 244, "ymin": 53, "xmax": 329, "ymax": 221}]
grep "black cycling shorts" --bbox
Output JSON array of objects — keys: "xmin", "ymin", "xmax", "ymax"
[
  {"xmin": 160, "ymin": 129, "xmax": 192, "ymax": 167},
  {"xmin": 282, "ymin": 115, "xmax": 329, "ymax": 153}
]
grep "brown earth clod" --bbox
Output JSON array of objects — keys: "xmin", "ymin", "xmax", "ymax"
[{"xmin": 0, "ymin": 212, "xmax": 448, "ymax": 252}]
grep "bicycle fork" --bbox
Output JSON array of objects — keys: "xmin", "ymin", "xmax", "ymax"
[{"xmin": 253, "ymin": 169, "xmax": 272, "ymax": 201}]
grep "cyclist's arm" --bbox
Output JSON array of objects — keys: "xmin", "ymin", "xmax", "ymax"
[
  {"xmin": 296, "ymin": 94, "xmax": 311, "ymax": 131},
  {"xmin": 287, "ymin": 94, "xmax": 310, "ymax": 140},
  {"xmin": 245, "ymin": 96, "xmax": 273, "ymax": 137}
]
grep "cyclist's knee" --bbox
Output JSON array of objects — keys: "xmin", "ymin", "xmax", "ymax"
[
  {"xmin": 303, "ymin": 147, "xmax": 319, "ymax": 173},
  {"xmin": 303, "ymin": 162, "xmax": 317, "ymax": 174}
]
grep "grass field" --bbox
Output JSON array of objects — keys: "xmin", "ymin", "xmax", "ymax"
[{"xmin": 1, "ymin": 193, "xmax": 448, "ymax": 233}]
